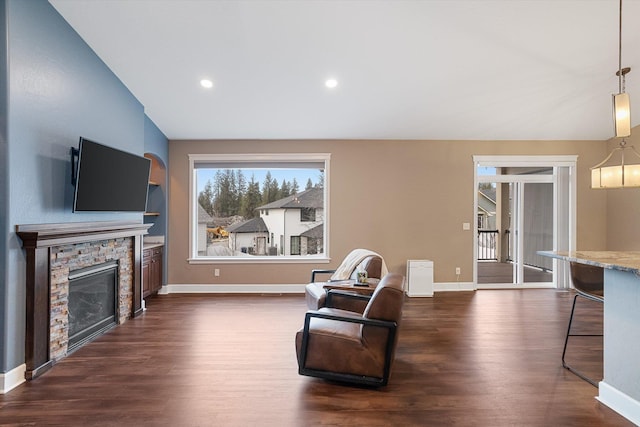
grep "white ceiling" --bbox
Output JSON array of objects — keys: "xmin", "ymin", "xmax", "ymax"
[{"xmin": 49, "ymin": 0, "xmax": 640, "ymax": 141}]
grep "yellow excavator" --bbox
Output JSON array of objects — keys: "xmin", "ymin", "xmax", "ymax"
[{"xmin": 207, "ymin": 226, "xmax": 229, "ymax": 239}]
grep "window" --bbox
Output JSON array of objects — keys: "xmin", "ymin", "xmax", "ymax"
[
  {"xmin": 300, "ymin": 208, "xmax": 315, "ymax": 222},
  {"xmin": 188, "ymin": 153, "xmax": 330, "ymax": 262},
  {"xmin": 290, "ymin": 236, "xmax": 301, "ymax": 255}
]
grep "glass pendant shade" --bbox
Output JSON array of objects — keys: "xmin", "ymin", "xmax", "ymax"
[
  {"xmin": 591, "ymin": 147, "xmax": 640, "ymax": 188},
  {"xmin": 614, "ymin": 92, "xmax": 631, "ymax": 137}
]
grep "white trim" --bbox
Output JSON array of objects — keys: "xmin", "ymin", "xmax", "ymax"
[
  {"xmin": 474, "ymin": 155, "xmax": 578, "ymax": 167},
  {"xmin": 597, "ymin": 381, "xmax": 640, "ymax": 426},
  {"xmin": 478, "ymin": 174, "xmax": 554, "ymax": 183},
  {"xmin": 164, "ymin": 282, "xmax": 484, "ymax": 295},
  {"xmin": 188, "ymin": 153, "xmax": 331, "ymax": 261},
  {"xmin": 188, "ymin": 152, "xmax": 332, "ymax": 163},
  {"xmin": 187, "ymin": 257, "xmax": 330, "ymax": 265},
  {"xmin": 477, "ymin": 283, "xmax": 555, "ymax": 290},
  {"xmin": 472, "ymin": 155, "xmax": 577, "ymax": 289},
  {"xmin": 434, "ymin": 282, "xmax": 476, "ymax": 292},
  {"xmin": 0, "ymin": 364, "xmax": 26, "ymax": 394},
  {"xmin": 161, "ymin": 283, "xmax": 306, "ymax": 294}
]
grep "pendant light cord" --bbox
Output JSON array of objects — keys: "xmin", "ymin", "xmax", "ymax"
[{"xmin": 619, "ymin": 0, "xmax": 623, "ymax": 94}]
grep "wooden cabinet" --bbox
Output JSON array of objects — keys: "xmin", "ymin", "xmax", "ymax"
[{"xmin": 142, "ymin": 246, "xmax": 163, "ymax": 298}]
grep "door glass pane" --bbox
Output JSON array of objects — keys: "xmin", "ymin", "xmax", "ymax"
[
  {"xmin": 522, "ymin": 182, "xmax": 553, "ymax": 283},
  {"xmin": 477, "ymin": 181, "xmax": 515, "ymax": 284}
]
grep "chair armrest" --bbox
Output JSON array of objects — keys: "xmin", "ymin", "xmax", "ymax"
[
  {"xmin": 325, "ymin": 289, "xmax": 372, "ymax": 308},
  {"xmin": 304, "ymin": 310, "xmax": 397, "ymax": 330},
  {"xmin": 311, "ymin": 269, "xmax": 336, "ymax": 282},
  {"xmin": 298, "ymin": 310, "xmax": 398, "ymax": 384}
]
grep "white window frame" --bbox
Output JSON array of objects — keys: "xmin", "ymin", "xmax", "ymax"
[
  {"xmin": 473, "ymin": 155, "xmax": 577, "ymax": 289},
  {"xmin": 188, "ymin": 153, "xmax": 331, "ymax": 264}
]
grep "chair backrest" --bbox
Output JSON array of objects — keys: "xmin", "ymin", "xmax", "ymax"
[
  {"xmin": 363, "ymin": 272, "xmax": 405, "ymax": 322},
  {"xmin": 570, "ymin": 262, "xmax": 604, "ymax": 298},
  {"xmin": 349, "ymin": 255, "xmax": 383, "ymax": 280},
  {"xmin": 361, "ymin": 272, "xmax": 405, "ymax": 349}
]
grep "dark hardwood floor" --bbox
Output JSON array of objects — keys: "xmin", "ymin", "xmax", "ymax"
[
  {"xmin": 478, "ymin": 261, "xmax": 553, "ymax": 284},
  {"xmin": 0, "ymin": 290, "xmax": 630, "ymax": 426}
]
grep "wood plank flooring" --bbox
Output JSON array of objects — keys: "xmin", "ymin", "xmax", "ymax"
[
  {"xmin": 0, "ymin": 290, "xmax": 631, "ymax": 426},
  {"xmin": 478, "ymin": 261, "xmax": 553, "ymax": 284}
]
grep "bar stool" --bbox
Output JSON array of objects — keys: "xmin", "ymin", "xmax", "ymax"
[{"xmin": 562, "ymin": 262, "xmax": 604, "ymax": 387}]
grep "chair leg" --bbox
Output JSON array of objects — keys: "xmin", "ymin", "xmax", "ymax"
[{"xmin": 562, "ymin": 293, "xmax": 602, "ymax": 387}]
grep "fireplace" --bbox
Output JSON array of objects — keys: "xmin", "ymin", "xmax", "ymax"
[
  {"xmin": 16, "ymin": 221, "xmax": 151, "ymax": 380},
  {"xmin": 67, "ymin": 261, "xmax": 119, "ymax": 353}
]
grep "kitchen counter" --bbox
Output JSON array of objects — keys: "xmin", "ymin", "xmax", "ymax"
[
  {"xmin": 540, "ymin": 251, "xmax": 640, "ymax": 425},
  {"xmin": 538, "ymin": 250, "xmax": 640, "ymax": 273},
  {"xmin": 143, "ymin": 241, "xmax": 164, "ymax": 250}
]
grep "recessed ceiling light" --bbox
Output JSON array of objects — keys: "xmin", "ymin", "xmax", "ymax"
[
  {"xmin": 200, "ymin": 79, "xmax": 213, "ymax": 89},
  {"xmin": 325, "ymin": 78, "xmax": 338, "ymax": 89}
]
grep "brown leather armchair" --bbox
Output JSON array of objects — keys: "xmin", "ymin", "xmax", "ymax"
[
  {"xmin": 305, "ymin": 249, "xmax": 385, "ymax": 312},
  {"xmin": 295, "ymin": 272, "xmax": 405, "ymax": 387}
]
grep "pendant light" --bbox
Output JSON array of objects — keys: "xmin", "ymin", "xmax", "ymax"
[{"xmin": 591, "ymin": 0, "xmax": 639, "ymax": 189}]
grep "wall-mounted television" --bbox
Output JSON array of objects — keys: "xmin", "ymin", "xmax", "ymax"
[{"xmin": 72, "ymin": 137, "xmax": 151, "ymax": 212}]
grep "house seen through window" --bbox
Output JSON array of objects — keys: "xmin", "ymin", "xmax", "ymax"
[{"xmin": 189, "ymin": 154, "xmax": 329, "ymax": 261}]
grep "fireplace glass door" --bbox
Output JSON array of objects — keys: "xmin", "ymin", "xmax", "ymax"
[{"xmin": 67, "ymin": 261, "xmax": 118, "ymax": 352}]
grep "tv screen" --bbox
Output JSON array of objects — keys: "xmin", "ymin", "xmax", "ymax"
[{"xmin": 73, "ymin": 138, "xmax": 151, "ymax": 212}]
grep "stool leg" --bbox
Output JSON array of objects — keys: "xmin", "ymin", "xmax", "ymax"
[
  {"xmin": 562, "ymin": 293, "xmax": 601, "ymax": 387},
  {"xmin": 562, "ymin": 294, "xmax": 578, "ymax": 369}
]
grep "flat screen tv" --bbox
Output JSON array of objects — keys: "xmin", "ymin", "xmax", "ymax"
[{"xmin": 72, "ymin": 137, "xmax": 151, "ymax": 212}]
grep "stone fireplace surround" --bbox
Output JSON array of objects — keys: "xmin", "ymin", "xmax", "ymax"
[{"xmin": 16, "ymin": 221, "xmax": 151, "ymax": 380}]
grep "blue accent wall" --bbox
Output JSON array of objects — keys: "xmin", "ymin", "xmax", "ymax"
[
  {"xmin": 0, "ymin": 0, "xmax": 9, "ymax": 376},
  {"xmin": 0, "ymin": 0, "xmax": 167, "ymax": 374},
  {"xmin": 144, "ymin": 115, "xmax": 168, "ymax": 237}
]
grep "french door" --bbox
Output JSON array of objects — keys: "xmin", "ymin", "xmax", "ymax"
[{"xmin": 474, "ymin": 156, "xmax": 576, "ymax": 289}]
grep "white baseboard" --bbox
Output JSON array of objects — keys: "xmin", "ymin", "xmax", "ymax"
[
  {"xmin": 597, "ymin": 381, "xmax": 640, "ymax": 426},
  {"xmin": 162, "ymin": 284, "xmax": 306, "ymax": 294},
  {"xmin": 162, "ymin": 282, "xmax": 477, "ymax": 295},
  {"xmin": 434, "ymin": 282, "xmax": 475, "ymax": 292},
  {"xmin": 1, "ymin": 364, "xmax": 25, "ymax": 394}
]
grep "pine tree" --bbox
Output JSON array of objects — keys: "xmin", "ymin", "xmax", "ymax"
[
  {"xmin": 291, "ymin": 178, "xmax": 300, "ymax": 194},
  {"xmin": 262, "ymin": 172, "xmax": 273, "ymax": 204},
  {"xmin": 236, "ymin": 170, "xmax": 247, "ymax": 215},
  {"xmin": 280, "ymin": 179, "xmax": 291, "ymax": 198},
  {"xmin": 268, "ymin": 177, "xmax": 280, "ymax": 202},
  {"xmin": 262, "ymin": 171, "xmax": 280, "ymax": 203},
  {"xmin": 241, "ymin": 174, "xmax": 262, "ymax": 219},
  {"xmin": 305, "ymin": 178, "xmax": 313, "ymax": 190},
  {"xmin": 213, "ymin": 169, "xmax": 237, "ymax": 217},
  {"xmin": 315, "ymin": 170, "xmax": 324, "ymax": 188},
  {"xmin": 198, "ymin": 179, "xmax": 215, "ymax": 216}
]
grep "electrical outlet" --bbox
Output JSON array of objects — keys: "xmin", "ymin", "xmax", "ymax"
[
  {"xmin": 455, "ymin": 267, "xmax": 461, "ymax": 275},
  {"xmin": 214, "ymin": 268, "xmax": 220, "ymax": 277}
]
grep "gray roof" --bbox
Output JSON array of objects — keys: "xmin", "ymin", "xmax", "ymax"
[
  {"xmin": 226, "ymin": 217, "xmax": 269, "ymax": 233},
  {"xmin": 198, "ymin": 205, "xmax": 214, "ymax": 224},
  {"xmin": 257, "ymin": 187, "xmax": 323, "ymax": 210},
  {"xmin": 301, "ymin": 223, "xmax": 323, "ymax": 239},
  {"xmin": 478, "ymin": 190, "xmax": 496, "ymax": 214}
]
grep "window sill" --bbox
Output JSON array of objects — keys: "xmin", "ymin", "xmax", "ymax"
[{"xmin": 187, "ymin": 256, "xmax": 331, "ymax": 265}]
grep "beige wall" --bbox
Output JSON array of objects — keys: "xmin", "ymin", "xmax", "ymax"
[
  {"xmin": 168, "ymin": 139, "xmax": 609, "ymax": 287},
  {"xmin": 605, "ymin": 130, "xmax": 640, "ymax": 250}
]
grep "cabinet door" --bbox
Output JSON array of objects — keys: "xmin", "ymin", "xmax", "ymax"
[
  {"xmin": 150, "ymin": 248, "xmax": 163, "ymax": 293},
  {"xmin": 142, "ymin": 258, "xmax": 151, "ymax": 297}
]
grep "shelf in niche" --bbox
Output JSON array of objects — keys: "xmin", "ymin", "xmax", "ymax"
[
  {"xmin": 148, "ymin": 181, "xmax": 159, "ymax": 186},
  {"xmin": 144, "ymin": 212, "xmax": 160, "ymax": 217}
]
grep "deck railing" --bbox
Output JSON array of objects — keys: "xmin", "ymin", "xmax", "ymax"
[{"xmin": 478, "ymin": 229, "xmax": 499, "ymax": 261}]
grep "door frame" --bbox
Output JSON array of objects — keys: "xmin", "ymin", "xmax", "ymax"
[{"xmin": 473, "ymin": 155, "xmax": 577, "ymax": 289}]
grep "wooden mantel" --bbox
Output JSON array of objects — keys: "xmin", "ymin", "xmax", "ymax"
[{"xmin": 16, "ymin": 221, "xmax": 152, "ymax": 380}]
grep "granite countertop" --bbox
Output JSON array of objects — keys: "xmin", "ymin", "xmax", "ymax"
[
  {"xmin": 143, "ymin": 236, "xmax": 164, "ymax": 250},
  {"xmin": 539, "ymin": 250, "xmax": 640, "ymax": 273}
]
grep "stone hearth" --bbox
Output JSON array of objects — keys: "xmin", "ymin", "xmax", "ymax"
[
  {"xmin": 16, "ymin": 221, "xmax": 150, "ymax": 380},
  {"xmin": 50, "ymin": 238, "xmax": 133, "ymax": 361}
]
